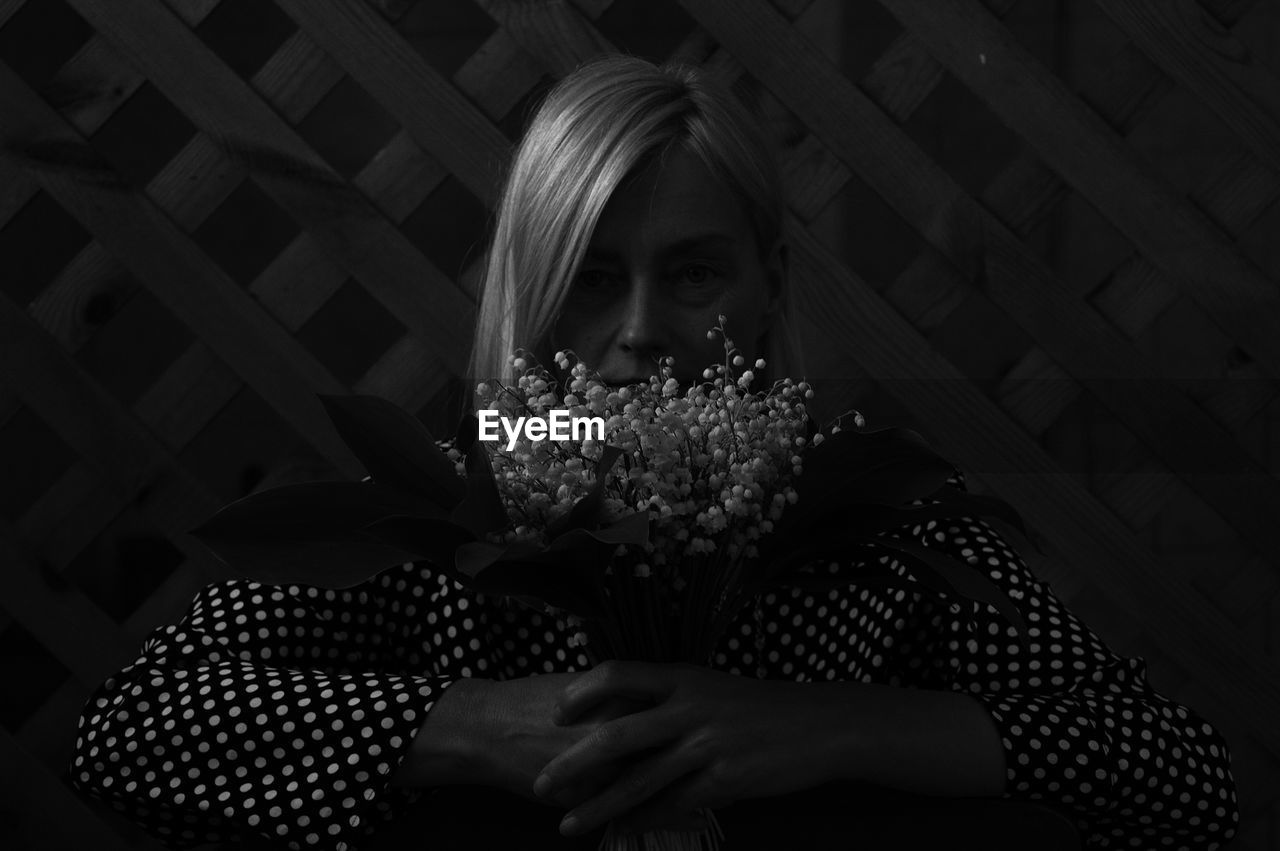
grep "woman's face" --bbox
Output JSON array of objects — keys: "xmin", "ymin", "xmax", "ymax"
[{"xmin": 552, "ymin": 147, "xmax": 783, "ymax": 386}]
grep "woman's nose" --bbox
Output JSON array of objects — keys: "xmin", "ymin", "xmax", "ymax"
[{"xmin": 617, "ymin": 279, "xmax": 668, "ymax": 357}]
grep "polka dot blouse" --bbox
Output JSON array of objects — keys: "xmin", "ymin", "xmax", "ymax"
[{"xmin": 70, "ymin": 479, "xmax": 1239, "ymax": 850}]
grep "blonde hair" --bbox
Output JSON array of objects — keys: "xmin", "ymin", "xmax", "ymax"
[{"xmin": 468, "ymin": 54, "xmax": 803, "ymax": 388}]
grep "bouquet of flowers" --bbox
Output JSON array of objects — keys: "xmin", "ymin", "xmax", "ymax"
[{"xmin": 191, "ymin": 321, "xmax": 1027, "ymax": 850}]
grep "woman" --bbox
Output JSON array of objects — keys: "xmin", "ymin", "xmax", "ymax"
[{"xmin": 70, "ymin": 56, "xmax": 1239, "ymax": 850}]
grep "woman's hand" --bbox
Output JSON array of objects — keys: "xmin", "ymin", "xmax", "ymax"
[
  {"xmin": 394, "ymin": 674, "xmax": 646, "ymax": 805},
  {"xmin": 532, "ymin": 661, "xmax": 846, "ymax": 837}
]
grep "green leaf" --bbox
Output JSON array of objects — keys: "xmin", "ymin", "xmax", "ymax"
[
  {"xmin": 449, "ymin": 438, "xmax": 511, "ymax": 537},
  {"xmin": 362, "ymin": 515, "xmax": 476, "ymax": 568},
  {"xmin": 189, "ymin": 480, "xmax": 435, "ymax": 587},
  {"xmin": 452, "ymin": 541, "xmax": 608, "ymax": 618},
  {"xmin": 319, "ymin": 394, "xmax": 465, "ymax": 506},
  {"xmin": 550, "ymin": 509, "xmax": 650, "ymax": 550},
  {"xmin": 807, "ymin": 427, "xmax": 954, "ymax": 503},
  {"xmin": 760, "ymin": 427, "xmax": 956, "ymax": 563},
  {"xmin": 192, "ymin": 536, "xmax": 422, "ymax": 589},
  {"xmin": 191, "ymin": 480, "xmax": 442, "ymax": 542}
]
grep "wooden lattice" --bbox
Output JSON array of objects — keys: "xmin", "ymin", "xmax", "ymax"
[{"xmin": 0, "ymin": 0, "xmax": 1278, "ymax": 846}]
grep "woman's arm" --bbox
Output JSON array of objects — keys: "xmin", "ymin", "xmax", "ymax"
[
  {"xmin": 885, "ymin": 512, "xmax": 1240, "ymax": 850},
  {"xmin": 70, "ymin": 566, "xmax": 456, "ymax": 850},
  {"xmin": 535, "ymin": 510, "xmax": 1239, "ymax": 850}
]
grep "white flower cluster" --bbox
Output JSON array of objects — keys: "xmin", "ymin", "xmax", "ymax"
[{"xmin": 468, "ymin": 319, "xmax": 813, "ymax": 582}]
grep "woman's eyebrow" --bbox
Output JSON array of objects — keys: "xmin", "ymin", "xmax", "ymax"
[
  {"xmin": 660, "ymin": 233, "xmax": 738, "ymax": 257},
  {"xmin": 583, "ymin": 232, "xmax": 739, "ymax": 265}
]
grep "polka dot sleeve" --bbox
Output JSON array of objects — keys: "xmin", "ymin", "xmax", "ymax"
[
  {"xmin": 69, "ymin": 569, "xmax": 454, "ymax": 850},
  {"xmin": 917, "ymin": 516, "xmax": 1240, "ymax": 850}
]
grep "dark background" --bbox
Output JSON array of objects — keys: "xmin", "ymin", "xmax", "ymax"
[{"xmin": 0, "ymin": 0, "xmax": 1278, "ymax": 847}]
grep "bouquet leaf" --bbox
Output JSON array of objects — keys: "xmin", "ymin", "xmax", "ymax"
[
  {"xmin": 764, "ymin": 427, "xmax": 955, "ymax": 549},
  {"xmin": 319, "ymin": 394, "xmax": 465, "ymax": 507},
  {"xmin": 454, "ymin": 541, "xmax": 609, "ymax": 617},
  {"xmin": 190, "ymin": 481, "xmax": 434, "ymax": 587},
  {"xmin": 450, "ymin": 426, "xmax": 510, "ymax": 537}
]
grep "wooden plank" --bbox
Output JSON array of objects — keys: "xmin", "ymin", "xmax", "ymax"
[
  {"xmin": 785, "ymin": 221, "xmax": 1280, "ymax": 758},
  {"xmin": 48, "ymin": 34, "xmax": 146, "ymax": 136},
  {"xmin": 476, "ymin": 0, "xmax": 617, "ymax": 77},
  {"xmin": 355, "ymin": 332, "xmax": 452, "ymax": 412},
  {"xmin": 0, "ymin": 0, "xmax": 26, "ymax": 28},
  {"xmin": 131, "ymin": 342, "xmax": 241, "ymax": 450},
  {"xmin": 16, "ymin": 460, "xmax": 127, "ymax": 569},
  {"xmin": 781, "ymin": 134, "xmax": 851, "ymax": 223},
  {"xmin": 0, "ymin": 290, "xmax": 227, "ymax": 541},
  {"xmin": 874, "ymin": 0, "xmax": 1280, "ymax": 390},
  {"xmin": 0, "ymin": 727, "xmax": 153, "ymax": 851},
  {"xmin": 995, "ymin": 347, "xmax": 1080, "ymax": 436},
  {"xmin": 64, "ymin": 0, "xmax": 475, "ymax": 374},
  {"xmin": 355, "ymin": 129, "xmax": 447, "ymax": 222},
  {"xmin": 871, "ymin": 1, "xmax": 1256, "ymax": 338},
  {"xmin": 680, "ymin": 0, "xmax": 1280, "ymax": 568},
  {"xmin": 0, "ymin": 72, "xmax": 363, "ymax": 477},
  {"xmin": 1098, "ymin": 0, "xmax": 1280, "ymax": 177},
  {"xmin": 17, "ymin": 677, "xmax": 94, "ymax": 775},
  {"xmin": 145, "ymin": 133, "xmax": 242, "ymax": 229},
  {"xmin": 860, "ymin": 0, "xmax": 1017, "ymax": 123},
  {"xmin": 250, "ymin": 28, "xmax": 346, "ymax": 124},
  {"xmin": 0, "ymin": 168, "xmax": 38, "ymax": 230},
  {"xmin": 1196, "ymin": 147, "xmax": 1280, "ymax": 235},
  {"xmin": 0, "ymin": 526, "xmax": 137, "ymax": 686},
  {"xmin": 452, "ymin": 28, "xmax": 547, "ymax": 121},
  {"xmin": 271, "ymin": 0, "xmax": 510, "ymax": 206},
  {"xmin": 28, "ymin": 241, "xmax": 129, "ymax": 351}
]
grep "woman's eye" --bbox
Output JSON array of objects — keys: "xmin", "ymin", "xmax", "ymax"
[
  {"xmin": 576, "ymin": 270, "xmax": 614, "ymax": 291},
  {"xmin": 679, "ymin": 264, "xmax": 721, "ymax": 285}
]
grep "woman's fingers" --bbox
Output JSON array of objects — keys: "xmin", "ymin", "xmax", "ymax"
[
  {"xmin": 537, "ymin": 710, "xmax": 678, "ymax": 797},
  {"xmin": 613, "ymin": 771, "xmax": 713, "ymax": 835},
  {"xmin": 556, "ymin": 749, "xmax": 702, "ymax": 836},
  {"xmin": 555, "ymin": 660, "xmax": 674, "ymax": 724}
]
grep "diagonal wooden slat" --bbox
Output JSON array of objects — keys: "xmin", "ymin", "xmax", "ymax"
[
  {"xmin": 0, "ymin": 519, "xmax": 138, "ymax": 688},
  {"xmin": 476, "ymin": 0, "xmax": 617, "ymax": 77},
  {"xmin": 268, "ymin": 0, "xmax": 510, "ymax": 207},
  {"xmin": 0, "ymin": 0, "xmax": 26, "ymax": 29},
  {"xmin": 16, "ymin": 460, "xmax": 128, "ymax": 569},
  {"xmin": 1097, "ymin": 0, "xmax": 1280, "ymax": 178},
  {"xmin": 63, "ymin": 0, "xmax": 474, "ymax": 375},
  {"xmin": 875, "ymin": 0, "xmax": 1280, "ymax": 385},
  {"xmin": 4, "ymin": 11, "xmax": 457, "ymax": 577},
  {"xmin": 679, "ymin": 0, "xmax": 1280, "ymax": 571},
  {"xmin": 0, "ymin": 289, "xmax": 226, "ymax": 565},
  {"xmin": 0, "ymin": 71, "xmax": 363, "ymax": 479},
  {"xmin": 785, "ymin": 220, "xmax": 1280, "ymax": 758},
  {"xmin": 0, "ymin": 726, "xmax": 158, "ymax": 851},
  {"xmin": 874, "ymin": 0, "xmax": 1262, "ymax": 340}
]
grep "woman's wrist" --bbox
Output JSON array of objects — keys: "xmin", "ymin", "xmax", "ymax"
[
  {"xmin": 392, "ymin": 678, "xmax": 497, "ymax": 788},
  {"xmin": 815, "ymin": 681, "xmax": 1008, "ymax": 797}
]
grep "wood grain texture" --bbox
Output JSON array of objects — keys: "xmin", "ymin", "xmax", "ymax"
[
  {"xmin": 0, "ymin": 726, "xmax": 159, "ymax": 851},
  {"xmin": 785, "ymin": 221, "xmax": 1280, "ymax": 757},
  {"xmin": 64, "ymin": 0, "xmax": 475, "ymax": 373},
  {"xmin": 272, "ymin": 0, "xmax": 511, "ymax": 206},
  {"xmin": 477, "ymin": 0, "xmax": 616, "ymax": 77},
  {"xmin": 876, "ymin": 0, "xmax": 1280, "ymax": 384},
  {"xmin": 1098, "ymin": 0, "xmax": 1280, "ymax": 176},
  {"xmin": 679, "ymin": 0, "xmax": 1280, "ymax": 572},
  {"xmin": 0, "ymin": 66, "xmax": 362, "ymax": 477}
]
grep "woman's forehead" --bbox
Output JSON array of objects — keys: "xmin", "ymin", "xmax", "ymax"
[{"xmin": 588, "ymin": 149, "xmax": 755, "ymax": 254}]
